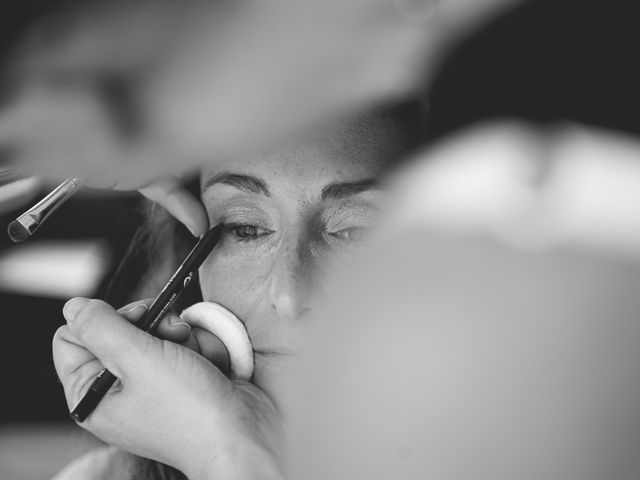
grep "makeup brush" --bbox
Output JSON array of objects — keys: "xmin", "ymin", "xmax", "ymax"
[{"xmin": 7, "ymin": 177, "xmax": 83, "ymax": 242}]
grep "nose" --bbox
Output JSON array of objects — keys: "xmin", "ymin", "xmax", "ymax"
[{"xmin": 267, "ymin": 239, "xmax": 314, "ymax": 322}]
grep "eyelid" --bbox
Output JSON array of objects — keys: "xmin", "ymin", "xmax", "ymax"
[
  {"xmin": 224, "ymin": 221, "xmax": 274, "ymax": 233},
  {"xmin": 202, "ymin": 197, "xmax": 274, "ymax": 226},
  {"xmin": 217, "ymin": 208, "xmax": 270, "ymax": 225},
  {"xmin": 323, "ymin": 203, "xmax": 379, "ymax": 232}
]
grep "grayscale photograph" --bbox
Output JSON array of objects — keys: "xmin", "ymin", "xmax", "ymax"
[{"xmin": 0, "ymin": 1, "xmax": 638, "ymax": 479}]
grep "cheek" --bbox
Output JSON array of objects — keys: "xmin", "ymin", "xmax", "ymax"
[{"xmin": 198, "ymin": 252, "xmax": 271, "ymax": 318}]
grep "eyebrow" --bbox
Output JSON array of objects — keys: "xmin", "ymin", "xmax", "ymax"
[
  {"xmin": 202, "ymin": 172, "xmax": 270, "ymax": 196},
  {"xmin": 321, "ymin": 178, "xmax": 380, "ymax": 201}
]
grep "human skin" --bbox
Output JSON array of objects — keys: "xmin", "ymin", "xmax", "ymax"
[
  {"xmin": 52, "ymin": 111, "xmax": 411, "ymax": 478},
  {"xmin": 197, "ymin": 112, "xmax": 406, "ymax": 408},
  {"xmin": 54, "ymin": 297, "xmax": 285, "ymax": 480}
]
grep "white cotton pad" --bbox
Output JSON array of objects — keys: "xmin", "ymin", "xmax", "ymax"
[{"xmin": 180, "ymin": 302, "xmax": 254, "ymax": 381}]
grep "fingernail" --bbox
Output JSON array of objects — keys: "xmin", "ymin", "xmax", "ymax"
[
  {"xmin": 122, "ymin": 303, "xmax": 148, "ymax": 314},
  {"xmin": 187, "ymin": 224, "xmax": 199, "ymax": 237},
  {"xmin": 63, "ymin": 297, "xmax": 89, "ymax": 322},
  {"xmin": 187, "ymin": 223, "xmax": 204, "ymax": 237},
  {"xmin": 169, "ymin": 316, "xmax": 191, "ymax": 329}
]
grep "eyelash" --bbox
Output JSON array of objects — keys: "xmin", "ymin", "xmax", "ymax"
[
  {"xmin": 222, "ymin": 222, "xmax": 274, "ymax": 242},
  {"xmin": 327, "ymin": 226, "xmax": 371, "ymax": 243}
]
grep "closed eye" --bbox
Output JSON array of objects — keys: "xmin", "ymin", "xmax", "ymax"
[{"xmin": 328, "ymin": 226, "xmax": 371, "ymax": 243}]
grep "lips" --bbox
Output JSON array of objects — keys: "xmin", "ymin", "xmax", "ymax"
[
  {"xmin": 240, "ymin": 312, "xmax": 307, "ymax": 358},
  {"xmin": 247, "ymin": 328, "xmax": 304, "ymax": 358}
]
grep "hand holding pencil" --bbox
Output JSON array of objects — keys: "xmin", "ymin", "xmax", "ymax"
[{"xmin": 52, "ymin": 296, "xmax": 282, "ymax": 479}]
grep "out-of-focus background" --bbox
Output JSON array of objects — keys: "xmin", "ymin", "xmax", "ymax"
[
  {"xmin": 1, "ymin": 0, "xmax": 639, "ymax": 478},
  {"xmin": 0, "ymin": 188, "xmax": 140, "ymax": 479}
]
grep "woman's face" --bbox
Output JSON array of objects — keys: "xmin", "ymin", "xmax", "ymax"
[{"xmin": 198, "ymin": 117, "xmax": 402, "ymax": 399}]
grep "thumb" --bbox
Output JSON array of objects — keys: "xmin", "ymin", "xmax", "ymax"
[{"xmin": 63, "ymin": 297, "xmax": 160, "ymax": 378}]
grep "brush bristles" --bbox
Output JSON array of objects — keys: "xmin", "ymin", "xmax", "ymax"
[{"xmin": 7, "ymin": 220, "xmax": 31, "ymax": 243}]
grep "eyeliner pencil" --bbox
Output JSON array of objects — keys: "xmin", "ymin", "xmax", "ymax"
[{"xmin": 70, "ymin": 224, "xmax": 223, "ymax": 422}]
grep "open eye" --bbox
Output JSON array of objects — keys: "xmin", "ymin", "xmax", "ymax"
[
  {"xmin": 329, "ymin": 226, "xmax": 370, "ymax": 243},
  {"xmin": 224, "ymin": 223, "xmax": 273, "ymax": 241}
]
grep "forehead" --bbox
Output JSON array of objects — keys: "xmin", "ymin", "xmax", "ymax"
[{"xmin": 202, "ymin": 114, "xmax": 404, "ymax": 191}]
